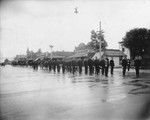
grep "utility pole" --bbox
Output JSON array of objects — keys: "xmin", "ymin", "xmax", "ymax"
[{"xmin": 99, "ymin": 21, "xmax": 102, "ymax": 60}]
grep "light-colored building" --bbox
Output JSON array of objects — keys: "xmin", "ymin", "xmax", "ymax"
[
  {"xmin": 93, "ymin": 49, "xmax": 126, "ymax": 67},
  {"xmin": 68, "ymin": 48, "xmax": 95, "ymax": 59},
  {"xmin": 119, "ymin": 41, "xmax": 130, "ymax": 59}
]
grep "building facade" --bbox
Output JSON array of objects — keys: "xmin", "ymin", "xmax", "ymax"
[
  {"xmin": 93, "ymin": 49, "xmax": 126, "ymax": 67},
  {"xmin": 119, "ymin": 41, "xmax": 130, "ymax": 59}
]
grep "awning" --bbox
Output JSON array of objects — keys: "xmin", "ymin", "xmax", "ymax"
[
  {"xmin": 92, "ymin": 49, "xmax": 126, "ymax": 59},
  {"xmin": 68, "ymin": 52, "xmax": 88, "ymax": 58},
  {"xmin": 104, "ymin": 49, "xmax": 126, "ymax": 57}
]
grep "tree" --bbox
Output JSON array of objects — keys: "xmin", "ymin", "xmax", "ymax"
[
  {"xmin": 122, "ymin": 28, "xmax": 150, "ymax": 58},
  {"xmin": 87, "ymin": 30, "xmax": 107, "ymax": 50},
  {"xmin": 75, "ymin": 43, "xmax": 87, "ymax": 51},
  {"xmin": 37, "ymin": 48, "xmax": 42, "ymax": 54},
  {"xmin": 4, "ymin": 58, "xmax": 9, "ymax": 64},
  {"xmin": 74, "ymin": 29, "xmax": 107, "ymax": 52}
]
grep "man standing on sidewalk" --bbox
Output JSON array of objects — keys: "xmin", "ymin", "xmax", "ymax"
[
  {"xmin": 88, "ymin": 58, "xmax": 94, "ymax": 75},
  {"xmin": 94, "ymin": 57, "xmax": 100, "ymax": 75},
  {"xmin": 127, "ymin": 59, "xmax": 131, "ymax": 71},
  {"xmin": 134, "ymin": 55, "xmax": 142, "ymax": 77},
  {"xmin": 110, "ymin": 57, "xmax": 115, "ymax": 75},
  {"xmin": 84, "ymin": 58, "xmax": 88, "ymax": 74},
  {"xmin": 100, "ymin": 57, "xmax": 105, "ymax": 75},
  {"xmin": 104, "ymin": 58, "xmax": 109, "ymax": 77},
  {"xmin": 122, "ymin": 56, "xmax": 128, "ymax": 76},
  {"xmin": 78, "ymin": 58, "xmax": 83, "ymax": 74}
]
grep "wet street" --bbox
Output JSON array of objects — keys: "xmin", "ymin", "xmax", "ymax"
[{"xmin": 0, "ymin": 65, "xmax": 150, "ymax": 120}]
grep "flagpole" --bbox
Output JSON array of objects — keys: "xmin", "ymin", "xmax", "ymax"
[
  {"xmin": 49, "ymin": 45, "xmax": 53, "ymax": 59},
  {"xmin": 99, "ymin": 21, "xmax": 102, "ymax": 60}
]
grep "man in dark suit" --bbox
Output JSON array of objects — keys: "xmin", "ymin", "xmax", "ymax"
[
  {"xmin": 110, "ymin": 57, "xmax": 115, "ymax": 75},
  {"xmin": 122, "ymin": 56, "xmax": 128, "ymax": 76},
  {"xmin": 94, "ymin": 57, "xmax": 100, "ymax": 75},
  {"xmin": 100, "ymin": 57, "xmax": 105, "ymax": 75},
  {"xmin": 134, "ymin": 55, "xmax": 142, "ymax": 77},
  {"xmin": 104, "ymin": 58, "xmax": 109, "ymax": 77}
]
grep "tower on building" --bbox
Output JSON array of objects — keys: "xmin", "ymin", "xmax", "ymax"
[{"xmin": 26, "ymin": 48, "xmax": 30, "ymax": 56}]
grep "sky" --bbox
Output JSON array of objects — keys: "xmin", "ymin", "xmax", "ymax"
[{"xmin": 1, "ymin": 0, "xmax": 150, "ymax": 59}]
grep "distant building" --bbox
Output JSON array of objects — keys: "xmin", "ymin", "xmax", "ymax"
[
  {"xmin": 26, "ymin": 48, "xmax": 74, "ymax": 60},
  {"xmin": 68, "ymin": 45, "xmax": 95, "ymax": 60},
  {"xmin": 52, "ymin": 51, "xmax": 74, "ymax": 58},
  {"xmin": 26, "ymin": 48, "xmax": 36, "ymax": 60},
  {"xmin": 26, "ymin": 48, "xmax": 44, "ymax": 60},
  {"xmin": 14, "ymin": 55, "xmax": 26, "ymax": 61},
  {"xmin": 68, "ymin": 50, "xmax": 95, "ymax": 59},
  {"xmin": 93, "ymin": 49, "xmax": 126, "ymax": 67},
  {"xmin": 118, "ymin": 42, "xmax": 150, "ymax": 69},
  {"xmin": 119, "ymin": 41, "xmax": 130, "ymax": 59},
  {"xmin": 48, "ymin": 51, "xmax": 74, "ymax": 60}
]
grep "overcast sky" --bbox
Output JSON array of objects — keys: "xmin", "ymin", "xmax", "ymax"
[{"xmin": 1, "ymin": 0, "xmax": 150, "ymax": 59}]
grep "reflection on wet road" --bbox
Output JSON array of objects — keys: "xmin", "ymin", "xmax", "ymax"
[{"xmin": 0, "ymin": 66, "xmax": 150, "ymax": 120}]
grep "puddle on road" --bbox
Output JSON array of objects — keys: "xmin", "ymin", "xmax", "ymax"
[
  {"xmin": 1, "ymin": 66, "xmax": 150, "ymax": 101},
  {"xmin": 102, "ymin": 94, "xmax": 127, "ymax": 102},
  {"xmin": 123, "ymin": 73, "xmax": 150, "ymax": 95}
]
